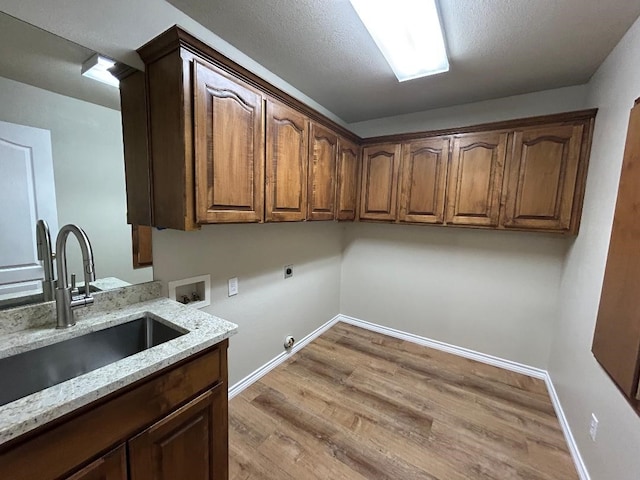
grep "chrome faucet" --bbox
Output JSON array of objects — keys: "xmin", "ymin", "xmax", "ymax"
[
  {"xmin": 36, "ymin": 220, "xmax": 56, "ymax": 302},
  {"xmin": 54, "ymin": 224, "xmax": 96, "ymax": 328}
]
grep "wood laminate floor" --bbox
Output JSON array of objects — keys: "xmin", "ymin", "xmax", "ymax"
[{"xmin": 229, "ymin": 323, "xmax": 578, "ymax": 479}]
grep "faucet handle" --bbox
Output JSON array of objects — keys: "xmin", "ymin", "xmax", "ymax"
[{"xmin": 70, "ymin": 274, "xmax": 79, "ymax": 296}]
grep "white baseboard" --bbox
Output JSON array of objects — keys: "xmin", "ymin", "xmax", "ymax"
[
  {"xmin": 228, "ymin": 313, "xmax": 589, "ymax": 480},
  {"xmin": 228, "ymin": 315, "xmax": 341, "ymax": 400}
]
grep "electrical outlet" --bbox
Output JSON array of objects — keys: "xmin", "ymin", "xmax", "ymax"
[
  {"xmin": 228, "ymin": 277, "xmax": 238, "ymax": 297},
  {"xmin": 284, "ymin": 265, "xmax": 293, "ymax": 279},
  {"xmin": 589, "ymin": 413, "xmax": 599, "ymax": 441}
]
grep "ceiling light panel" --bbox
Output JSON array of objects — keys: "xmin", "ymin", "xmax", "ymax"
[{"xmin": 349, "ymin": 0, "xmax": 449, "ymax": 82}]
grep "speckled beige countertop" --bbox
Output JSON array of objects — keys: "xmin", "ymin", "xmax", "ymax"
[{"xmin": 0, "ymin": 281, "xmax": 237, "ymax": 446}]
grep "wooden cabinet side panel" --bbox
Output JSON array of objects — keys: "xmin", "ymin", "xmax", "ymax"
[
  {"xmin": 593, "ymin": 102, "xmax": 640, "ymax": 402},
  {"xmin": 146, "ymin": 52, "xmax": 194, "ymax": 230},
  {"xmin": 502, "ymin": 124, "xmax": 584, "ymax": 231},
  {"xmin": 265, "ymin": 100, "xmax": 309, "ymax": 222},
  {"xmin": 65, "ymin": 445, "xmax": 127, "ymax": 480},
  {"xmin": 194, "ymin": 60, "xmax": 264, "ymax": 223},
  {"xmin": 308, "ymin": 123, "xmax": 338, "ymax": 221},
  {"xmin": 359, "ymin": 144, "xmax": 401, "ymax": 221},
  {"xmin": 0, "ymin": 344, "xmax": 226, "ymax": 480},
  {"xmin": 446, "ymin": 132, "xmax": 507, "ymax": 226},
  {"xmin": 129, "ymin": 384, "xmax": 227, "ymax": 480},
  {"xmin": 398, "ymin": 137, "xmax": 449, "ymax": 224},
  {"xmin": 336, "ymin": 139, "xmax": 361, "ymax": 221},
  {"xmin": 119, "ymin": 71, "xmax": 152, "ymax": 226}
]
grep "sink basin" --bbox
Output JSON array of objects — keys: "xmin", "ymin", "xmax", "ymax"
[{"xmin": 0, "ymin": 316, "xmax": 185, "ymax": 407}]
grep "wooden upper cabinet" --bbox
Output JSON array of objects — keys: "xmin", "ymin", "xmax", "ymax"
[
  {"xmin": 194, "ymin": 60, "xmax": 265, "ymax": 223},
  {"xmin": 129, "ymin": 385, "xmax": 228, "ymax": 480},
  {"xmin": 65, "ymin": 445, "xmax": 127, "ymax": 480},
  {"xmin": 592, "ymin": 100, "xmax": 640, "ymax": 412},
  {"xmin": 398, "ymin": 137, "xmax": 450, "ymax": 224},
  {"xmin": 308, "ymin": 123, "xmax": 338, "ymax": 221},
  {"xmin": 266, "ymin": 99, "xmax": 309, "ymax": 222},
  {"xmin": 336, "ymin": 138, "xmax": 361, "ymax": 221},
  {"xmin": 446, "ymin": 132, "xmax": 508, "ymax": 227},
  {"xmin": 501, "ymin": 124, "xmax": 584, "ymax": 232},
  {"xmin": 359, "ymin": 144, "xmax": 401, "ymax": 221}
]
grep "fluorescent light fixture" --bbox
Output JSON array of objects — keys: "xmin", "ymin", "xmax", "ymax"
[
  {"xmin": 81, "ymin": 54, "xmax": 119, "ymax": 88},
  {"xmin": 349, "ymin": 0, "xmax": 449, "ymax": 82}
]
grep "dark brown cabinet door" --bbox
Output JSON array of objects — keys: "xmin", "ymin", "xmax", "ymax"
[
  {"xmin": 266, "ymin": 99, "xmax": 309, "ymax": 222},
  {"xmin": 194, "ymin": 60, "xmax": 264, "ymax": 224},
  {"xmin": 593, "ymin": 100, "xmax": 640, "ymax": 411},
  {"xmin": 398, "ymin": 137, "xmax": 449, "ymax": 224},
  {"xmin": 65, "ymin": 445, "xmax": 127, "ymax": 480},
  {"xmin": 336, "ymin": 138, "xmax": 361, "ymax": 221},
  {"xmin": 446, "ymin": 132, "xmax": 508, "ymax": 227},
  {"xmin": 308, "ymin": 123, "xmax": 338, "ymax": 221},
  {"xmin": 502, "ymin": 124, "xmax": 584, "ymax": 231},
  {"xmin": 359, "ymin": 143, "xmax": 401, "ymax": 221},
  {"xmin": 129, "ymin": 384, "xmax": 228, "ymax": 480}
]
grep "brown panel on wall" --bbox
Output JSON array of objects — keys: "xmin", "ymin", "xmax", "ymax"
[
  {"xmin": 336, "ymin": 138, "xmax": 361, "ymax": 221},
  {"xmin": 359, "ymin": 144, "xmax": 401, "ymax": 222},
  {"xmin": 308, "ymin": 123, "xmax": 338, "ymax": 221},
  {"xmin": 446, "ymin": 132, "xmax": 508, "ymax": 227},
  {"xmin": 265, "ymin": 99, "xmax": 309, "ymax": 222},
  {"xmin": 132, "ymin": 225, "xmax": 153, "ymax": 269},
  {"xmin": 502, "ymin": 124, "xmax": 584, "ymax": 231},
  {"xmin": 593, "ymin": 100, "xmax": 640, "ymax": 409},
  {"xmin": 398, "ymin": 137, "xmax": 450, "ymax": 224},
  {"xmin": 193, "ymin": 60, "xmax": 264, "ymax": 223}
]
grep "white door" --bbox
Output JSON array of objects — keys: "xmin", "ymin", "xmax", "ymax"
[{"xmin": 0, "ymin": 120, "xmax": 58, "ymax": 298}]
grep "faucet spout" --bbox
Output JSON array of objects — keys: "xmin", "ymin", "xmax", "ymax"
[
  {"xmin": 36, "ymin": 220, "xmax": 56, "ymax": 302},
  {"xmin": 55, "ymin": 224, "xmax": 96, "ymax": 328}
]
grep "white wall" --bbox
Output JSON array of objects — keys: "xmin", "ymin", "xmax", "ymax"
[
  {"xmin": 348, "ymin": 84, "xmax": 589, "ymax": 137},
  {"xmin": 341, "ymin": 223, "xmax": 568, "ymax": 368},
  {"xmin": 152, "ymin": 222, "xmax": 343, "ymax": 385},
  {"xmin": 0, "ymin": 75, "xmax": 152, "ymax": 286},
  {"xmin": 548, "ymin": 16, "xmax": 640, "ymax": 480}
]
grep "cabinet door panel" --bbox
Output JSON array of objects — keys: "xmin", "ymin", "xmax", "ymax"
[
  {"xmin": 129, "ymin": 384, "xmax": 227, "ymax": 480},
  {"xmin": 65, "ymin": 445, "xmax": 127, "ymax": 480},
  {"xmin": 308, "ymin": 123, "xmax": 337, "ymax": 221},
  {"xmin": 266, "ymin": 100, "xmax": 308, "ymax": 221},
  {"xmin": 502, "ymin": 124, "xmax": 583, "ymax": 231},
  {"xmin": 336, "ymin": 139, "xmax": 361, "ymax": 221},
  {"xmin": 359, "ymin": 144, "xmax": 401, "ymax": 221},
  {"xmin": 446, "ymin": 132, "xmax": 507, "ymax": 226},
  {"xmin": 194, "ymin": 60, "xmax": 264, "ymax": 223},
  {"xmin": 593, "ymin": 101, "xmax": 640, "ymax": 406},
  {"xmin": 399, "ymin": 137, "xmax": 449, "ymax": 224}
]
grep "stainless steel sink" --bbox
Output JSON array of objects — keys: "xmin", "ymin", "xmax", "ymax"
[{"xmin": 0, "ymin": 316, "xmax": 185, "ymax": 407}]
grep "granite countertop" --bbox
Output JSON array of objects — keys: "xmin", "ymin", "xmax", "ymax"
[{"xmin": 0, "ymin": 282, "xmax": 238, "ymax": 446}]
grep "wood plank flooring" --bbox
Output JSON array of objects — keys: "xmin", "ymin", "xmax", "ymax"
[{"xmin": 229, "ymin": 323, "xmax": 578, "ymax": 479}]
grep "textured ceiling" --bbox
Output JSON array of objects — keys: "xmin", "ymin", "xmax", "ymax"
[
  {"xmin": 166, "ymin": 0, "xmax": 640, "ymax": 122},
  {"xmin": 1, "ymin": 0, "xmax": 639, "ymax": 123},
  {"xmin": 0, "ymin": 13, "xmax": 120, "ymax": 110}
]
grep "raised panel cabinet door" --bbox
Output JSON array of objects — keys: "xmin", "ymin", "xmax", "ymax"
[
  {"xmin": 194, "ymin": 60, "xmax": 264, "ymax": 224},
  {"xmin": 336, "ymin": 138, "xmax": 361, "ymax": 221},
  {"xmin": 129, "ymin": 384, "xmax": 228, "ymax": 480},
  {"xmin": 398, "ymin": 137, "xmax": 450, "ymax": 224},
  {"xmin": 308, "ymin": 123, "xmax": 338, "ymax": 220},
  {"xmin": 502, "ymin": 124, "xmax": 584, "ymax": 231},
  {"xmin": 359, "ymin": 143, "xmax": 401, "ymax": 221},
  {"xmin": 592, "ymin": 100, "xmax": 640, "ymax": 408},
  {"xmin": 266, "ymin": 100, "xmax": 309, "ymax": 221},
  {"xmin": 65, "ymin": 445, "xmax": 127, "ymax": 480},
  {"xmin": 446, "ymin": 132, "xmax": 508, "ymax": 226}
]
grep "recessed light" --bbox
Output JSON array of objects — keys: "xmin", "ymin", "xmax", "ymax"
[{"xmin": 349, "ymin": 0, "xmax": 450, "ymax": 82}]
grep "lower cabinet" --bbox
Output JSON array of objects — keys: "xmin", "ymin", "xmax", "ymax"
[
  {"xmin": 65, "ymin": 445, "xmax": 127, "ymax": 480},
  {"xmin": 129, "ymin": 386, "xmax": 227, "ymax": 480},
  {"xmin": 0, "ymin": 342, "xmax": 228, "ymax": 480}
]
